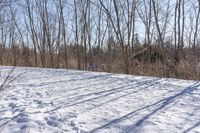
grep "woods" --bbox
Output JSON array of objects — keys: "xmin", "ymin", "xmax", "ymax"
[{"xmin": 0, "ymin": 0, "xmax": 200, "ymax": 80}]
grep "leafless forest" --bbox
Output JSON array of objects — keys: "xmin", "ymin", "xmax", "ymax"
[{"xmin": 0, "ymin": 0, "xmax": 200, "ymax": 80}]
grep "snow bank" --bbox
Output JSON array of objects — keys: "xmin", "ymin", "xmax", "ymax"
[{"xmin": 0, "ymin": 66, "xmax": 200, "ymax": 133}]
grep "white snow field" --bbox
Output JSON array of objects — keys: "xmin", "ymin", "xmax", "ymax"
[{"xmin": 0, "ymin": 66, "xmax": 200, "ymax": 133}]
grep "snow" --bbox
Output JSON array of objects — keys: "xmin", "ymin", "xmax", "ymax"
[{"xmin": 0, "ymin": 66, "xmax": 200, "ymax": 133}]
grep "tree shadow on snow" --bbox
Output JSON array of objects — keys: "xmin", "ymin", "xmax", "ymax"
[
  {"xmin": 89, "ymin": 82, "xmax": 200, "ymax": 133},
  {"xmin": 183, "ymin": 120, "xmax": 200, "ymax": 133},
  {"xmin": 45, "ymin": 78, "xmax": 161, "ymax": 113}
]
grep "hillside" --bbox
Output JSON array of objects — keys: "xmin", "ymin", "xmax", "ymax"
[{"xmin": 0, "ymin": 66, "xmax": 200, "ymax": 133}]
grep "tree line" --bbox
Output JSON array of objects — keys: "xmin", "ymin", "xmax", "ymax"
[{"xmin": 0, "ymin": 0, "xmax": 200, "ymax": 80}]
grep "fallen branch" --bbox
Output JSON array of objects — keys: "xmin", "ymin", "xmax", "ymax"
[{"xmin": 131, "ymin": 47, "xmax": 148, "ymax": 58}]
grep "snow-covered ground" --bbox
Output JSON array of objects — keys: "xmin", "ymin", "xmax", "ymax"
[{"xmin": 0, "ymin": 66, "xmax": 200, "ymax": 133}]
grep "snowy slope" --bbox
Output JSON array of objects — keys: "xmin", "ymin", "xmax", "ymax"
[{"xmin": 0, "ymin": 66, "xmax": 200, "ymax": 133}]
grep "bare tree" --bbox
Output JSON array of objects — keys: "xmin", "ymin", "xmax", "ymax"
[
  {"xmin": 152, "ymin": 0, "xmax": 170, "ymax": 76},
  {"xmin": 99, "ymin": 0, "xmax": 130, "ymax": 74},
  {"xmin": 73, "ymin": 0, "xmax": 81, "ymax": 70},
  {"xmin": 193, "ymin": 0, "xmax": 200, "ymax": 56}
]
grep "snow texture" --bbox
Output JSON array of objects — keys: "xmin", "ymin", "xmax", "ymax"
[{"xmin": 0, "ymin": 66, "xmax": 200, "ymax": 133}]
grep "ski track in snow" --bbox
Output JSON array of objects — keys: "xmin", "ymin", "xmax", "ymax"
[{"xmin": 0, "ymin": 66, "xmax": 200, "ymax": 133}]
